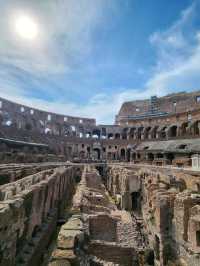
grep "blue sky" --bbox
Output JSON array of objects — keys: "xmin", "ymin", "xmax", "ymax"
[{"xmin": 0, "ymin": 0, "xmax": 200, "ymax": 124}]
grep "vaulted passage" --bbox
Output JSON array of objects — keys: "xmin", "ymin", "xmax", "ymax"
[{"xmin": 131, "ymin": 191, "xmax": 141, "ymax": 212}]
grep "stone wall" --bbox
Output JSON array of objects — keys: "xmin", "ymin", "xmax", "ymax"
[
  {"xmin": 106, "ymin": 163, "xmax": 200, "ymax": 266},
  {"xmin": 116, "ymin": 91, "xmax": 200, "ymax": 126},
  {"xmin": 0, "ymin": 165, "xmax": 81, "ymax": 266},
  {"xmin": 0, "ymin": 162, "xmax": 66, "ymax": 185}
]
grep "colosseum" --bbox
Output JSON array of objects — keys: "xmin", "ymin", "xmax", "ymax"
[{"xmin": 1, "ymin": 90, "xmax": 200, "ymax": 266}]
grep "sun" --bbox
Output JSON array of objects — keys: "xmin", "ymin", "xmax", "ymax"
[{"xmin": 14, "ymin": 15, "xmax": 38, "ymax": 40}]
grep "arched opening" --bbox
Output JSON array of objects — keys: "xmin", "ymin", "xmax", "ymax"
[
  {"xmin": 132, "ymin": 153, "xmax": 136, "ymax": 161},
  {"xmin": 160, "ymin": 126, "xmax": 167, "ymax": 139},
  {"xmin": 151, "ymin": 126, "xmax": 159, "ymax": 139},
  {"xmin": 127, "ymin": 148, "xmax": 131, "ymax": 162},
  {"xmin": 178, "ymin": 178, "xmax": 187, "ymax": 192},
  {"xmin": 147, "ymin": 153, "xmax": 154, "ymax": 161},
  {"xmin": 92, "ymin": 129, "xmax": 101, "ymax": 139},
  {"xmin": 166, "ymin": 153, "xmax": 174, "ymax": 164},
  {"xmin": 180, "ymin": 122, "xmax": 189, "ymax": 136},
  {"xmin": 108, "ymin": 133, "xmax": 114, "ymax": 139},
  {"xmin": 101, "ymin": 127, "xmax": 107, "ymax": 138},
  {"xmin": 157, "ymin": 153, "xmax": 164, "ymax": 159},
  {"xmin": 131, "ymin": 191, "xmax": 141, "ymax": 212},
  {"xmin": 25, "ymin": 123, "xmax": 32, "ymax": 131},
  {"xmin": 137, "ymin": 126, "xmax": 144, "ymax": 139},
  {"xmin": 168, "ymin": 125, "xmax": 177, "ymax": 138},
  {"xmin": 129, "ymin": 127, "xmax": 136, "ymax": 139},
  {"xmin": 120, "ymin": 148, "xmax": 126, "ymax": 160},
  {"xmin": 193, "ymin": 121, "xmax": 200, "ymax": 136},
  {"xmin": 93, "ymin": 148, "xmax": 101, "ymax": 160},
  {"xmin": 122, "ymin": 128, "xmax": 129, "ymax": 139},
  {"xmin": 115, "ymin": 133, "xmax": 121, "ymax": 139},
  {"xmin": 144, "ymin": 126, "xmax": 151, "ymax": 139}
]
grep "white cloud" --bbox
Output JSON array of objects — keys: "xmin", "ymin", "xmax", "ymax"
[
  {"xmin": 147, "ymin": 0, "xmax": 200, "ymax": 93},
  {"xmin": 1, "ymin": 1, "xmax": 200, "ymax": 125},
  {"xmin": 0, "ymin": 0, "xmax": 114, "ymax": 76}
]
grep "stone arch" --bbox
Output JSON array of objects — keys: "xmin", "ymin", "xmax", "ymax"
[
  {"xmin": 115, "ymin": 133, "xmax": 121, "ymax": 139},
  {"xmin": 150, "ymin": 125, "xmax": 159, "ymax": 139},
  {"xmin": 108, "ymin": 133, "xmax": 114, "ymax": 139},
  {"xmin": 127, "ymin": 148, "xmax": 131, "ymax": 162},
  {"xmin": 101, "ymin": 127, "xmax": 107, "ymax": 138},
  {"xmin": 168, "ymin": 125, "xmax": 178, "ymax": 138},
  {"xmin": 120, "ymin": 148, "xmax": 126, "ymax": 160},
  {"xmin": 137, "ymin": 126, "xmax": 144, "ymax": 140},
  {"xmin": 191, "ymin": 120, "xmax": 200, "ymax": 136},
  {"xmin": 147, "ymin": 153, "xmax": 154, "ymax": 161},
  {"xmin": 166, "ymin": 153, "xmax": 174, "ymax": 163},
  {"xmin": 92, "ymin": 129, "xmax": 101, "ymax": 139},
  {"xmin": 93, "ymin": 148, "xmax": 101, "ymax": 160},
  {"xmin": 129, "ymin": 127, "xmax": 136, "ymax": 139},
  {"xmin": 121, "ymin": 128, "xmax": 129, "ymax": 139},
  {"xmin": 180, "ymin": 121, "xmax": 190, "ymax": 136},
  {"xmin": 159, "ymin": 126, "xmax": 167, "ymax": 139},
  {"xmin": 144, "ymin": 126, "xmax": 151, "ymax": 139}
]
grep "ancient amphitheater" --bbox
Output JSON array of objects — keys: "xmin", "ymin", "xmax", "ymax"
[{"xmin": 1, "ymin": 91, "xmax": 200, "ymax": 266}]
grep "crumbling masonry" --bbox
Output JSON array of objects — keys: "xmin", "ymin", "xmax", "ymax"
[{"xmin": 1, "ymin": 91, "xmax": 200, "ymax": 265}]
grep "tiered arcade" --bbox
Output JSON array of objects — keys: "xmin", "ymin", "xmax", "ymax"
[{"xmin": 1, "ymin": 91, "xmax": 200, "ymax": 167}]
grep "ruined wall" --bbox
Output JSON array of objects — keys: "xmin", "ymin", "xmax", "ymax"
[
  {"xmin": 0, "ymin": 162, "xmax": 66, "ymax": 185},
  {"xmin": 106, "ymin": 164, "xmax": 200, "ymax": 266},
  {"xmin": 116, "ymin": 91, "xmax": 200, "ymax": 126},
  {"xmin": 0, "ymin": 165, "xmax": 81, "ymax": 266}
]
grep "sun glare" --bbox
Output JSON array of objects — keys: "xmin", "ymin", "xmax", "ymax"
[{"xmin": 15, "ymin": 15, "xmax": 38, "ymax": 40}]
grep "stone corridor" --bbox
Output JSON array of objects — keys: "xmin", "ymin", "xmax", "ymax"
[{"xmin": 48, "ymin": 165, "xmax": 150, "ymax": 266}]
